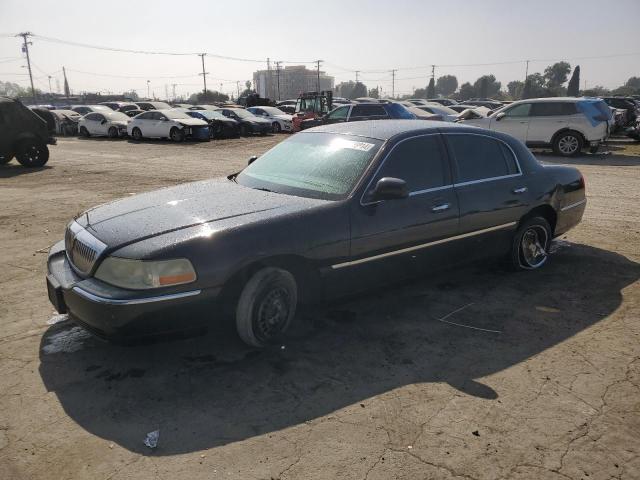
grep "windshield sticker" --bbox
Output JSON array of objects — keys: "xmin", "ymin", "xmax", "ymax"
[{"xmin": 329, "ymin": 138, "xmax": 376, "ymax": 152}]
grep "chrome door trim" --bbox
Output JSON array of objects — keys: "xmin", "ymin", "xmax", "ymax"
[
  {"xmin": 331, "ymin": 221, "xmax": 517, "ymax": 270},
  {"xmin": 72, "ymin": 287, "xmax": 202, "ymax": 305},
  {"xmin": 560, "ymin": 198, "xmax": 586, "ymax": 211}
]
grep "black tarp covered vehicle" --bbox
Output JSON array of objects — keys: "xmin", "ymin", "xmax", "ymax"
[{"xmin": 0, "ymin": 97, "xmax": 56, "ymax": 167}]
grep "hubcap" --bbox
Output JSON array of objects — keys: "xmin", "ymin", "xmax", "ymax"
[
  {"xmin": 558, "ymin": 135, "xmax": 579, "ymax": 154},
  {"xmin": 254, "ymin": 287, "xmax": 290, "ymax": 342},
  {"xmin": 520, "ymin": 226, "xmax": 548, "ymax": 269}
]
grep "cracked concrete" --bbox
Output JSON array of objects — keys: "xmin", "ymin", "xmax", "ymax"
[{"xmin": 0, "ymin": 137, "xmax": 639, "ymax": 479}]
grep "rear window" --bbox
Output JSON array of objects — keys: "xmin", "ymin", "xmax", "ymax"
[
  {"xmin": 386, "ymin": 103, "xmax": 416, "ymax": 119},
  {"xmin": 447, "ymin": 134, "xmax": 518, "ymax": 183},
  {"xmin": 351, "ymin": 105, "xmax": 387, "ymax": 117}
]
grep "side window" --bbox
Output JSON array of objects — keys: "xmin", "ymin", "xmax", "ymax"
[
  {"xmin": 362, "ymin": 105, "xmax": 388, "ymax": 117},
  {"xmin": 371, "ymin": 135, "xmax": 449, "ymax": 194},
  {"xmin": 138, "ymin": 112, "xmax": 152, "ymax": 120},
  {"xmin": 328, "ymin": 106, "xmax": 349, "ymax": 120},
  {"xmin": 151, "ymin": 112, "xmax": 164, "ymax": 120},
  {"xmin": 84, "ymin": 113, "xmax": 99, "ymax": 121},
  {"xmin": 95, "ymin": 114, "xmax": 105, "ymax": 122},
  {"xmin": 530, "ymin": 102, "xmax": 576, "ymax": 116},
  {"xmin": 447, "ymin": 135, "xmax": 517, "ymax": 183},
  {"xmin": 504, "ymin": 103, "xmax": 531, "ymax": 117}
]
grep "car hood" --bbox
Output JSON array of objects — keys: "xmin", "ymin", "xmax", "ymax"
[
  {"xmin": 174, "ymin": 118, "xmax": 208, "ymax": 126},
  {"xmin": 77, "ymin": 178, "xmax": 325, "ymax": 248},
  {"xmin": 245, "ymin": 117, "xmax": 270, "ymax": 124},
  {"xmin": 274, "ymin": 114, "xmax": 293, "ymax": 121}
]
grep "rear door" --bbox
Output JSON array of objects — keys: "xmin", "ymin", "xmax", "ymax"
[
  {"xmin": 83, "ymin": 113, "xmax": 102, "ymax": 135},
  {"xmin": 445, "ymin": 132, "xmax": 531, "ymax": 258},
  {"xmin": 490, "ymin": 103, "xmax": 531, "ymax": 142},
  {"xmin": 346, "ymin": 134, "xmax": 459, "ymax": 286},
  {"xmin": 527, "ymin": 102, "xmax": 572, "ymax": 143}
]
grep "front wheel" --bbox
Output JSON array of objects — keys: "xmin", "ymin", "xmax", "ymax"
[
  {"xmin": 235, "ymin": 267, "xmax": 298, "ymax": 348},
  {"xmin": 240, "ymin": 124, "xmax": 250, "ymax": 137},
  {"xmin": 170, "ymin": 127, "xmax": 185, "ymax": 142},
  {"xmin": 16, "ymin": 141, "xmax": 49, "ymax": 168},
  {"xmin": 510, "ymin": 217, "xmax": 551, "ymax": 270},
  {"xmin": 553, "ymin": 131, "xmax": 583, "ymax": 157},
  {"xmin": 79, "ymin": 126, "xmax": 90, "ymax": 138},
  {"xmin": 272, "ymin": 122, "xmax": 281, "ymax": 133},
  {"xmin": 108, "ymin": 126, "xmax": 119, "ymax": 138},
  {"xmin": 131, "ymin": 127, "xmax": 143, "ymax": 141}
]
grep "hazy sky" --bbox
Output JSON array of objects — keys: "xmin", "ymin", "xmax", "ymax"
[{"xmin": 1, "ymin": 0, "xmax": 638, "ymax": 99}]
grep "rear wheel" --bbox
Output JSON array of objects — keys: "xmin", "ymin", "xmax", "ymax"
[
  {"xmin": 131, "ymin": 127, "xmax": 143, "ymax": 141},
  {"xmin": 108, "ymin": 126, "xmax": 119, "ymax": 138},
  {"xmin": 170, "ymin": 127, "xmax": 185, "ymax": 142},
  {"xmin": 79, "ymin": 126, "xmax": 90, "ymax": 138},
  {"xmin": 553, "ymin": 131, "xmax": 583, "ymax": 157},
  {"xmin": 235, "ymin": 267, "xmax": 298, "ymax": 348},
  {"xmin": 510, "ymin": 217, "xmax": 551, "ymax": 270},
  {"xmin": 16, "ymin": 141, "xmax": 49, "ymax": 168},
  {"xmin": 272, "ymin": 122, "xmax": 281, "ymax": 133}
]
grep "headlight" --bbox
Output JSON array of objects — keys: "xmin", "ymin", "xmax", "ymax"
[{"xmin": 94, "ymin": 257, "xmax": 196, "ymax": 290}]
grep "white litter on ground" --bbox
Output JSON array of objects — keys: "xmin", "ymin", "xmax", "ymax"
[
  {"xmin": 47, "ymin": 313, "xmax": 69, "ymax": 325},
  {"xmin": 144, "ymin": 430, "xmax": 159, "ymax": 449},
  {"xmin": 42, "ymin": 326, "xmax": 92, "ymax": 354}
]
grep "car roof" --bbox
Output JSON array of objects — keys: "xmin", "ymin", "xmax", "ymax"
[
  {"xmin": 306, "ymin": 119, "xmax": 471, "ymax": 140},
  {"xmin": 509, "ymin": 97, "xmax": 599, "ymax": 105}
]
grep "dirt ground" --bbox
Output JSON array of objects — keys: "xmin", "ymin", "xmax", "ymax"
[{"xmin": 0, "ymin": 134, "xmax": 639, "ymax": 480}]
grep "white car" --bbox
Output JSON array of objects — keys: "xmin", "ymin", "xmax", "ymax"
[
  {"xmin": 407, "ymin": 102, "xmax": 459, "ymax": 122},
  {"xmin": 78, "ymin": 111, "xmax": 130, "ymax": 138},
  {"xmin": 461, "ymin": 97, "xmax": 611, "ymax": 157},
  {"xmin": 127, "ymin": 109, "xmax": 210, "ymax": 142},
  {"xmin": 71, "ymin": 105, "xmax": 112, "ymax": 116},
  {"xmin": 246, "ymin": 106, "xmax": 293, "ymax": 133}
]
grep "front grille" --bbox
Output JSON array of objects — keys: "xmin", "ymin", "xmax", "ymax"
[{"xmin": 65, "ymin": 221, "xmax": 107, "ymax": 276}]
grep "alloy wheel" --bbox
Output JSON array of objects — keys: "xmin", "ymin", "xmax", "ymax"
[
  {"xmin": 558, "ymin": 135, "xmax": 579, "ymax": 155},
  {"xmin": 519, "ymin": 226, "xmax": 548, "ymax": 269}
]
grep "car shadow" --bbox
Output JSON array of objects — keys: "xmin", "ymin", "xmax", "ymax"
[
  {"xmin": 0, "ymin": 164, "xmax": 53, "ymax": 178},
  {"xmin": 536, "ymin": 150, "xmax": 640, "ymax": 167},
  {"xmin": 38, "ymin": 243, "xmax": 639, "ymax": 455}
]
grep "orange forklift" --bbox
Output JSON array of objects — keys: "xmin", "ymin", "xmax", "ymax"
[{"xmin": 291, "ymin": 90, "xmax": 333, "ymax": 132}]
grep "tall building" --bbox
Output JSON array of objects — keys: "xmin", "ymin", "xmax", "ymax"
[{"xmin": 253, "ymin": 65, "xmax": 334, "ymax": 102}]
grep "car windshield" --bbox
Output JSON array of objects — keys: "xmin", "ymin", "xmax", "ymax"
[
  {"xmin": 236, "ymin": 132, "xmax": 384, "ymax": 200},
  {"xmin": 164, "ymin": 110, "xmax": 192, "ymax": 119},
  {"xmin": 231, "ymin": 109, "xmax": 256, "ymax": 119},
  {"xmin": 260, "ymin": 107, "xmax": 286, "ymax": 115},
  {"xmin": 104, "ymin": 111, "xmax": 130, "ymax": 121},
  {"xmin": 424, "ymin": 104, "xmax": 458, "ymax": 115}
]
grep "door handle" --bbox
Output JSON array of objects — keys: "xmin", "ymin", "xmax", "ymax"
[
  {"xmin": 431, "ymin": 203, "xmax": 450, "ymax": 212},
  {"xmin": 512, "ymin": 187, "xmax": 528, "ymax": 194}
]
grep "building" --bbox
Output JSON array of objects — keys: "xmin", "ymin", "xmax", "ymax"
[{"xmin": 253, "ymin": 65, "xmax": 334, "ymax": 102}]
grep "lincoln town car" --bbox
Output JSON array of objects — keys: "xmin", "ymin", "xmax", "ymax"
[{"xmin": 47, "ymin": 121, "xmax": 586, "ymax": 347}]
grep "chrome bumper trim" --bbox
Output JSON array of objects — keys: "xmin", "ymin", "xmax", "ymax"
[
  {"xmin": 71, "ymin": 287, "xmax": 202, "ymax": 305},
  {"xmin": 560, "ymin": 199, "xmax": 587, "ymax": 212},
  {"xmin": 331, "ymin": 221, "xmax": 517, "ymax": 270}
]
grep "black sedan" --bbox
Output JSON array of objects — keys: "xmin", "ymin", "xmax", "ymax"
[
  {"xmin": 219, "ymin": 108, "xmax": 272, "ymax": 136},
  {"xmin": 185, "ymin": 109, "xmax": 240, "ymax": 138},
  {"xmin": 47, "ymin": 121, "xmax": 586, "ymax": 347}
]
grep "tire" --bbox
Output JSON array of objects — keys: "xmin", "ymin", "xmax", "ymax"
[
  {"xmin": 79, "ymin": 126, "xmax": 90, "ymax": 138},
  {"xmin": 510, "ymin": 216, "xmax": 552, "ymax": 271},
  {"xmin": 552, "ymin": 131, "xmax": 583, "ymax": 157},
  {"xmin": 170, "ymin": 127, "xmax": 185, "ymax": 142},
  {"xmin": 0, "ymin": 153, "xmax": 13, "ymax": 165},
  {"xmin": 16, "ymin": 141, "xmax": 49, "ymax": 168},
  {"xmin": 235, "ymin": 267, "xmax": 298, "ymax": 348},
  {"xmin": 272, "ymin": 122, "xmax": 281, "ymax": 133},
  {"xmin": 131, "ymin": 127, "xmax": 143, "ymax": 141},
  {"xmin": 240, "ymin": 124, "xmax": 250, "ymax": 137},
  {"xmin": 211, "ymin": 123, "xmax": 224, "ymax": 139},
  {"xmin": 107, "ymin": 126, "xmax": 119, "ymax": 139}
]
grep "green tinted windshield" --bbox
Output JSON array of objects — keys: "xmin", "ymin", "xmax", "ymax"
[{"xmin": 236, "ymin": 132, "xmax": 383, "ymax": 200}]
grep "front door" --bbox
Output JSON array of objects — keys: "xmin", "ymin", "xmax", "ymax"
[
  {"xmin": 490, "ymin": 102, "xmax": 532, "ymax": 143},
  {"xmin": 344, "ymin": 134, "xmax": 460, "ymax": 290}
]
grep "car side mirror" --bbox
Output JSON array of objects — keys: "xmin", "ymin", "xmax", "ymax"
[
  {"xmin": 371, "ymin": 177, "xmax": 408, "ymax": 201},
  {"xmin": 495, "ymin": 112, "xmax": 506, "ymax": 121},
  {"xmin": 248, "ymin": 155, "xmax": 258, "ymax": 165},
  {"xmin": 101, "ymin": 120, "xmax": 106, "ymax": 124}
]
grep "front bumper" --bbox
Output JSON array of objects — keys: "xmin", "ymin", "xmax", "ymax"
[{"xmin": 46, "ymin": 241, "xmax": 220, "ymax": 340}]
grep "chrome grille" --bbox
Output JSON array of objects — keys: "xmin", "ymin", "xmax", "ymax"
[{"xmin": 65, "ymin": 221, "xmax": 107, "ymax": 276}]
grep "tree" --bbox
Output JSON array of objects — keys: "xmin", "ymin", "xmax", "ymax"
[
  {"xmin": 123, "ymin": 90, "xmax": 139, "ymax": 101},
  {"xmin": 188, "ymin": 89, "xmax": 229, "ymax": 104},
  {"xmin": 426, "ymin": 78, "xmax": 435, "ymax": 98},
  {"xmin": 413, "ymin": 87, "xmax": 428, "ymax": 99},
  {"xmin": 581, "ymin": 85, "xmax": 610, "ymax": 97},
  {"xmin": 458, "ymin": 82, "xmax": 475, "ymax": 100},
  {"xmin": 623, "ymin": 76, "xmax": 640, "ymax": 94},
  {"xmin": 435, "ymin": 75, "xmax": 458, "ymax": 96},
  {"xmin": 368, "ymin": 87, "xmax": 379, "ymax": 99},
  {"xmin": 567, "ymin": 66, "xmax": 580, "ymax": 96},
  {"xmin": 473, "ymin": 75, "xmax": 501, "ymax": 98},
  {"xmin": 522, "ymin": 73, "xmax": 549, "ymax": 98},
  {"xmin": 544, "ymin": 62, "xmax": 571, "ymax": 90},
  {"xmin": 0, "ymin": 81, "xmax": 30, "ymax": 97},
  {"xmin": 352, "ymin": 82, "xmax": 367, "ymax": 98},
  {"xmin": 507, "ymin": 80, "xmax": 524, "ymax": 99}
]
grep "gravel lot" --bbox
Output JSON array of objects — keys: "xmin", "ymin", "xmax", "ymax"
[{"xmin": 1, "ymin": 135, "xmax": 639, "ymax": 480}]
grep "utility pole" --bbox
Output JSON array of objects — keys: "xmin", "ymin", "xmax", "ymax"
[
  {"xmin": 267, "ymin": 58, "xmax": 271, "ymax": 98},
  {"xmin": 236, "ymin": 81, "xmax": 240, "ymax": 99},
  {"xmin": 315, "ymin": 60, "xmax": 324, "ymax": 92},
  {"xmin": 17, "ymin": 32, "xmax": 36, "ymax": 104},
  {"xmin": 199, "ymin": 53, "xmax": 209, "ymax": 98},
  {"xmin": 146, "ymin": 80, "xmax": 150, "ymax": 99},
  {"xmin": 390, "ymin": 69, "xmax": 397, "ymax": 99},
  {"xmin": 275, "ymin": 61, "xmax": 282, "ymax": 101},
  {"xmin": 524, "ymin": 60, "xmax": 529, "ymax": 83},
  {"xmin": 164, "ymin": 84, "xmax": 168, "ymax": 101},
  {"xmin": 355, "ymin": 70, "xmax": 360, "ymax": 83},
  {"xmin": 171, "ymin": 83, "xmax": 177, "ymax": 101},
  {"xmin": 47, "ymin": 75, "xmax": 52, "ymax": 95}
]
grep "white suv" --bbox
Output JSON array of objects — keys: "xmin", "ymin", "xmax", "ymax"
[{"xmin": 462, "ymin": 97, "xmax": 611, "ymax": 157}]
